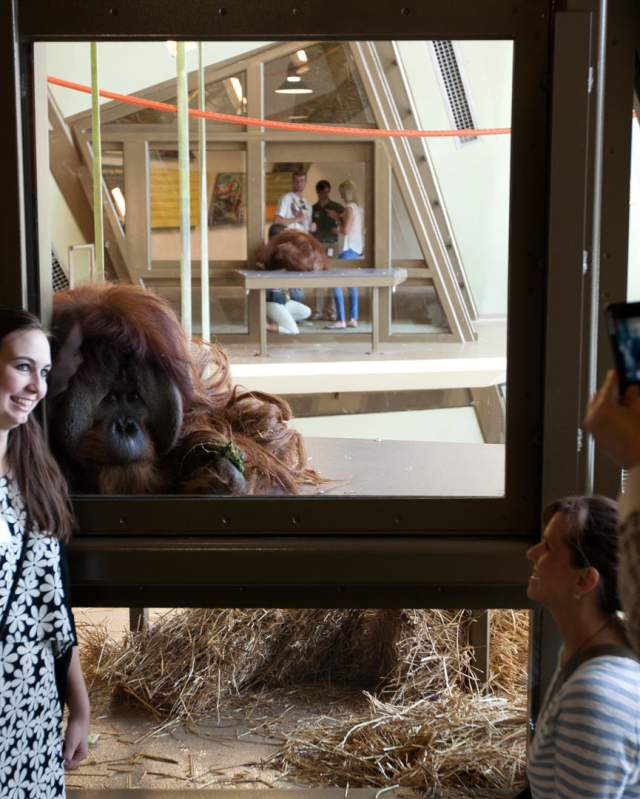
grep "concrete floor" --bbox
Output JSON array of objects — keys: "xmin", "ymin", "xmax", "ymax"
[{"xmin": 73, "ymin": 608, "xmax": 374, "ymax": 793}]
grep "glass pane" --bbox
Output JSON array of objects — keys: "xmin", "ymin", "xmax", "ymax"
[
  {"xmin": 101, "ymin": 142, "xmax": 125, "ymax": 228},
  {"xmin": 391, "ymin": 281, "xmax": 451, "ymax": 333},
  {"xmin": 45, "ymin": 39, "xmax": 511, "ymax": 499},
  {"xmin": 149, "ymin": 146, "xmax": 248, "ymax": 335},
  {"xmin": 390, "ymin": 174, "xmax": 451, "ymax": 333},
  {"xmin": 391, "ymin": 173, "xmax": 422, "ymax": 260},
  {"xmin": 265, "ymin": 44, "xmax": 375, "ymax": 126},
  {"xmin": 107, "ymin": 72, "xmax": 247, "ymax": 126}
]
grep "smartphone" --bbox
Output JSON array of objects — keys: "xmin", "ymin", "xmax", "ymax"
[{"xmin": 606, "ymin": 301, "xmax": 640, "ymax": 392}]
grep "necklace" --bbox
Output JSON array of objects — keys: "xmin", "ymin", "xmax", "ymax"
[{"xmin": 569, "ymin": 618, "xmax": 613, "ymax": 662}]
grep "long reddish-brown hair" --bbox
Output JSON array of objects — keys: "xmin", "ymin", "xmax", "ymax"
[
  {"xmin": 0, "ymin": 309, "xmax": 74, "ymax": 540},
  {"xmin": 52, "ymin": 283, "xmax": 320, "ymax": 494},
  {"xmin": 256, "ymin": 229, "xmax": 327, "ymax": 273}
]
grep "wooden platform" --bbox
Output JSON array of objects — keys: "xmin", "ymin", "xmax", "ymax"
[
  {"xmin": 237, "ymin": 268, "xmax": 408, "ymax": 355},
  {"xmin": 304, "ymin": 437, "xmax": 504, "ymax": 496}
]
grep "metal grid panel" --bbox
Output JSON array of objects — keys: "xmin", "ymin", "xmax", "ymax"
[
  {"xmin": 51, "ymin": 249, "xmax": 69, "ymax": 292},
  {"xmin": 431, "ymin": 40, "xmax": 477, "ymax": 144}
]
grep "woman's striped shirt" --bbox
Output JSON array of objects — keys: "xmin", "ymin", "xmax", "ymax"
[{"xmin": 528, "ymin": 655, "xmax": 640, "ymax": 798}]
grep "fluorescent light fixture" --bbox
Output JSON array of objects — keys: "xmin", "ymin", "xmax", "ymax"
[
  {"xmin": 111, "ymin": 186, "xmax": 126, "ymax": 218},
  {"xmin": 295, "ymin": 49, "xmax": 308, "ymax": 63},
  {"xmin": 228, "ymin": 76, "xmax": 244, "ymax": 104}
]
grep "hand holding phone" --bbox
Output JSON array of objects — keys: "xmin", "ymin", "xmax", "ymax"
[
  {"xmin": 606, "ymin": 302, "xmax": 640, "ymax": 393},
  {"xmin": 584, "ymin": 370, "xmax": 640, "ymax": 469}
]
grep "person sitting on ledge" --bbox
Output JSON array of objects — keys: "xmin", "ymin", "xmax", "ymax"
[{"xmin": 256, "ymin": 225, "xmax": 326, "ymax": 335}]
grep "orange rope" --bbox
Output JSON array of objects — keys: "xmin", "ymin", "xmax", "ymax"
[{"xmin": 48, "ymin": 75, "xmax": 512, "ymax": 139}]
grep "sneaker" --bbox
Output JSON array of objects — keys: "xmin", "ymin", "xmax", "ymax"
[
  {"xmin": 325, "ymin": 321, "xmax": 347, "ymax": 329},
  {"xmin": 347, "ymin": 319, "xmax": 358, "ymax": 328}
]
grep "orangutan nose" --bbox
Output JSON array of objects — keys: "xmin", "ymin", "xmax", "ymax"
[{"xmin": 113, "ymin": 417, "xmax": 140, "ymax": 438}]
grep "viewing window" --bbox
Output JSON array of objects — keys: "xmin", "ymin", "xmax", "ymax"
[{"xmin": 44, "ymin": 37, "xmax": 519, "ymax": 507}]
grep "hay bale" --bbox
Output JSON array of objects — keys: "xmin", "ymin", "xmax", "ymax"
[
  {"xmin": 79, "ymin": 608, "xmax": 529, "ymax": 796},
  {"xmin": 81, "ymin": 608, "xmax": 406, "ymax": 719}
]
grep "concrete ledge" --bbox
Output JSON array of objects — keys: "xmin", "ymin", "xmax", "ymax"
[{"xmin": 231, "ymin": 357, "xmax": 506, "ymax": 395}]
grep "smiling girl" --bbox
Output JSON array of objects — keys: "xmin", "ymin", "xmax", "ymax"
[{"xmin": 0, "ymin": 308, "xmax": 89, "ymax": 796}]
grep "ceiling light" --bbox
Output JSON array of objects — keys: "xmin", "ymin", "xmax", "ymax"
[
  {"xmin": 295, "ymin": 49, "xmax": 308, "ymax": 63},
  {"xmin": 274, "ymin": 62, "xmax": 312, "ymax": 95}
]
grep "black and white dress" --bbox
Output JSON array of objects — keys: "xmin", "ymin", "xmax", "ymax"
[{"xmin": 0, "ymin": 474, "xmax": 76, "ymax": 798}]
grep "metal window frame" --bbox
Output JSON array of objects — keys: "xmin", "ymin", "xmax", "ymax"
[{"xmin": 1, "ymin": 0, "xmax": 636, "ymax": 646}]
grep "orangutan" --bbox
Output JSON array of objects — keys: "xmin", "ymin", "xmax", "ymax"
[
  {"xmin": 49, "ymin": 282, "xmax": 318, "ymax": 495},
  {"xmin": 256, "ymin": 229, "xmax": 328, "ymax": 273}
]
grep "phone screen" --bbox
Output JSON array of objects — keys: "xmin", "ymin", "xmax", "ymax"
[{"xmin": 607, "ymin": 302, "xmax": 640, "ymax": 391}]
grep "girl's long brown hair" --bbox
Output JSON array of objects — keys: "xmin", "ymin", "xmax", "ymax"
[{"xmin": 0, "ymin": 309, "xmax": 74, "ymax": 541}]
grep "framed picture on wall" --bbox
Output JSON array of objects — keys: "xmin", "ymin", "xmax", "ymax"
[{"xmin": 209, "ymin": 172, "xmax": 246, "ymax": 226}]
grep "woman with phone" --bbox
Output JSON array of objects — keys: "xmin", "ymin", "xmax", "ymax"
[
  {"xmin": 584, "ymin": 368, "xmax": 640, "ymax": 657},
  {"xmin": 525, "ymin": 495, "xmax": 640, "ymax": 797},
  {"xmin": 0, "ymin": 308, "xmax": 90, "ymax": 795}
]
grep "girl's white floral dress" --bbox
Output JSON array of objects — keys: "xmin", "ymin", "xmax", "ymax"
[{"xmin": 0, "ymin": 475, "xmax": 76, "ymax": 798}]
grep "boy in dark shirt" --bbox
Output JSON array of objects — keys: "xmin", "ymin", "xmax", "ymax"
[{"xmin": 311, "ymin": 180, "xmax": 344, "ymax": 321}]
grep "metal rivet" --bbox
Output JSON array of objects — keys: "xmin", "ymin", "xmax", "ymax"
[
  {"xmin": 217, "ymin": 7, "xmax": 227, "ymax": 15},
  {"xmin": 221, "ymin": 516, "xmax": 230, "ymax": 526},
  {"xmin": 400, "ymin": 6, "xmax": 410, "ymax": 14},
  {"xmin": 108, "ymin": 7, "xmax": 119, "ymax": 15},
  {"xmin": 119, "ymin": 517, "xmax": 127, "ymax": 527},
  {"xmin": 291, "ymin": 6, "xmax": 300, "ymax": 13}
]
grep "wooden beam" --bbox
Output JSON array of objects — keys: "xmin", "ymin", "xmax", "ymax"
[
  {"xmin": 48, "ymin": 91, "xmax": 94, "ymax": 244},
  {"xmin": 468, "ymin": 609, "xmax": 491, "ymax": 690},
  {"xmin": 123, "ymin": 140, "xmax": 151, "ymax": 274},
  {"xmin": 351, "ymin": 42, "xmax": 476, "ymax": 342},
  {"xmin": 129, "ymin": 607, "xmax": 149, "ymax": 632},
  {"xmin": 471, "ymin": 385, "xmax": 506, "ymax": 444}
]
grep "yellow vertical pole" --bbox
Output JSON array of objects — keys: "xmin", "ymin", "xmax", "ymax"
[
  {"xmin": 90, "ymin": 42, "xmax": 105, "ymax": 280},
  {"xmin": 177, "ymin": 42, "xmax": 192, "ymax": 338},
  {"xmin": 198, "ymin": 43, "xmax": 210, "ymax": 342}
]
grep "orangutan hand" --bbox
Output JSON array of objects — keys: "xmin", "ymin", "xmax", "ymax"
[{"xmin": 583, "ymin": 370, "xmax": 640, "ymax": 468}]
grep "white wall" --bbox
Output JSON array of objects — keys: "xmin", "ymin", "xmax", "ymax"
[
  {"xmin": 49, "ymin": 173, "xmax": 86, "ymax": 269},
  {"xmin": 45, "ymin": 42, "xmax": 271, "ymax": 120},
  {"xmin": 396, "ymin": 41, "xmax": 513, "ymax": 316}
]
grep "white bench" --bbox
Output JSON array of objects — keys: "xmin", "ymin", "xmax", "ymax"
[{"xmin": 237, "ymin": 267, "xmax": 408, "ymax": 356}]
